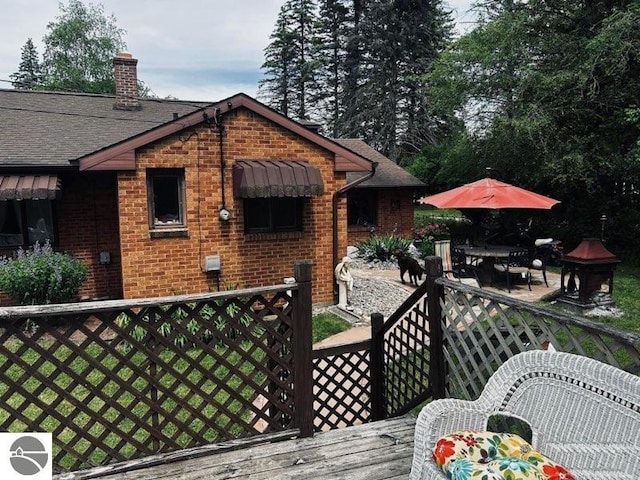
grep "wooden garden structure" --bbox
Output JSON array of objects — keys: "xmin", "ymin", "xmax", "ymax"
[{"xmin": 0, "ymin": 259, "xmax": 637, "ymax": 478}]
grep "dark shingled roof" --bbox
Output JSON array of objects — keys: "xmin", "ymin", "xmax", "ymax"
[
  {"xmin": 333, "ymin": 138, "xmax": 425, "ymax": 189},
  {"xmin": 0, "ymin": 88, "xmax": 210, "ymax": 169}
]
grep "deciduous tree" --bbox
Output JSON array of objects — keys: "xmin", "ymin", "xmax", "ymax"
[
  {"xmin": 418, "ymin": 0, "xmax": 640, "ymax": 249},
  {"xmin": 41, "ymin": 0, "xmax": 126, "ymax": 94}
]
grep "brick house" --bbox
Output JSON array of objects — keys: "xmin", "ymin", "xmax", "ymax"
[
  {"xmin": 0, "ymin": 53, "xmax": 419, "ymax": 305},
  {"xmin": 333, "ymin": 139, "xmax": 425, "ymax": 245}
]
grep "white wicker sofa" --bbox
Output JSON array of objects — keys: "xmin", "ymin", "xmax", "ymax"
[{"xmin": 410, "ymin": 350, "xmax": 640, "ymax": 479}]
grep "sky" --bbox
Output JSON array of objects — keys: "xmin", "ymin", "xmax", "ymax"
[{"xmin": 1, "ymin": 0, "xmax": 475, "ymax": 102}]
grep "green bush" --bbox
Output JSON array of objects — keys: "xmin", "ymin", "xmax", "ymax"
[
  {"xmin": 415, "ymin": 240, "xmax": 435, "ymax": 259},
  {"xmin": 355, "ymin": 234, "xmax": 413, "ymax": 262},
  {"xmin": 0, "ymin": 241, "xmax": 87, "ymax": 305}
]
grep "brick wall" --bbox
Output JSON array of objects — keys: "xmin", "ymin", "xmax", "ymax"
[
  {"xmin": 0, "ymin": 172, "xmax": 122, "ymax": 305},
  {"xmin": 347, "ymin": 188, "xmax": 416, "ymax": 245},
  {"xmin": 56, "ymin": 172, "xmax": 123, "ymax": 299},
  {"xmin": 117, "ymin": 108, "xmax": 346, "ymax": 303}
]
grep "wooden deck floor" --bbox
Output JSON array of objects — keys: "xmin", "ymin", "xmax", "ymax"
[{"xmin": 60, "ymin": 416, "xmax": 417, "ymax": 480}]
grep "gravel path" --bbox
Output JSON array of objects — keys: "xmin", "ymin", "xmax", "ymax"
[
  {"xmin": 347, "ymin": 274, "xmax": 410, "ymax": 320},
  {"xmin": 317, "ymin": 256, "xmax": 417, "ymax": 324}
]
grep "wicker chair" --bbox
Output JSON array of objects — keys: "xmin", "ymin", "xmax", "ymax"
[{"xmin": 410, "ymin": 350, "xmax": 640, "ymax": 479}]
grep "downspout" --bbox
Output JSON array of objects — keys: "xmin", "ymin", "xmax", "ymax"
[
  {"xmin": 332, "ymin": 161, "xmax": 378, "ymax": 301},
  {"xmin": 213, "ymin": 108, "xmax": 227, "ymax": 212},
  {"xmin": 204, "ymin": 108, "xmax": 228, "ymax": 216}
]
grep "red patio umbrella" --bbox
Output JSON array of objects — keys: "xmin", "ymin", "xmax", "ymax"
[{"xmin": 418, "ymin": 177, "xmax": 560, "ymax": 210}]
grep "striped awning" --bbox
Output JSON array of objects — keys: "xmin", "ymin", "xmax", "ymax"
[
  {"xmin": 232, "ymin": 160, "xmax": 324, "ymax": 198},
  {"xmin": 0, "ymin": 175, "xmax": 61, "ymax": 200}
]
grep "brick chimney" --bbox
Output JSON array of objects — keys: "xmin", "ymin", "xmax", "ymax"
[{"xmin": 113, "ymin": 52, "xmax": 140, "ymax": 110}]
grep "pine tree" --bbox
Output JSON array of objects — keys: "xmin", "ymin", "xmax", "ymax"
[
  {"xmin": 339, "ymin": 0, "xmax": 368, "ymax": 138},
  {"xmin": 259, "ymin": 7, "xmax": 297, "ymax": 116},
  {"xmin": 259, "ymin": 0, "xmax": 319, "ymax": 121},
  {"xmin": 291, "ymin": 0, "xmax": 319, "ymax": 120},
  {"xmin": 339, "ymin": 0, "xmax": 453, "ymax": 159},
  {"xmin": 313, "ymin": 0, "xmax": 351, "ymax": 136},
  {"xmin": 395, "ymin": 0, "xmax": 454, "ymax": 158},
  {"xmin": 259, "ymin": 0, "xmax": 453, "ymax": 160},
  {"xmin": 353, "ymin": 0, "xmax": 399, "ymax": 156},
  {"xmin": 10, "ymin": 38, "xmax": 43, "ymax": 90}
]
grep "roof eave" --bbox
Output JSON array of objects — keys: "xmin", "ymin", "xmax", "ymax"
[{"xmin": 78, "ymin": 93, "xmax": 373, "ymax": 173}]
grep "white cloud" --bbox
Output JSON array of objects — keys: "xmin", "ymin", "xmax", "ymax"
[
  {"xmin": 0, "ymin": 0, "xmax": 284, "ymax": 98},
  {"xmin": 1, "ymin": 0, "xmax": 474, "ymax": 100}
]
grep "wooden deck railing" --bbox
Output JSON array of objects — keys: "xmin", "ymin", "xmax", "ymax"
[
  {"xmin": 433, "ymin": 275, "xmax": 640, "ymax": 400},
  {"xmin": 1, "ymin": 257, "xmax": 639, "ymax": 475},
  {"xmin": 311, "ymin": 257, "xmax": 640, "ymax": 429},
  {"xmin": 0, "ymin": 261, "xmax": 313, "ymax": 474},
  {"xmin": 311, "ymin": 264, "xmax": 437, "ymax": 428}
]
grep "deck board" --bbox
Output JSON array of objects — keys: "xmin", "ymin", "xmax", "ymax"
[{"xmin": 62, "ymin": 416, "xmax": 417, "ymax": 480}]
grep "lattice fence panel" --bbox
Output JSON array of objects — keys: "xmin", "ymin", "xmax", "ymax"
[
  {"xmin": 312, "ymin": 347, "xmax": 371, "ymax": 431},
  {"xmin": 383, "ymin": 294, "xmax": 431, "ymax": 416},
  {"xmin": 0, "ymin": 290, "xmax": 296, "ymax": 473},
  {"xmin": 439, "ymin": 279, "xmax": 640, "ymax": 401}
]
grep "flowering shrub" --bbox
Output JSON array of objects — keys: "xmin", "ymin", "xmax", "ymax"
[
  {"xmin": 413, "ymin": 223, "xmax": 451, "ymax": 241},
  {"xmin": 0, "ymin": 241, "xmax": 87, "ymax": 305},
  {"xmin": 413, "ymin": 223, "xmax": 451, "ymax": 258}
]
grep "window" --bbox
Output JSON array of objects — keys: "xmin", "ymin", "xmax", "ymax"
[
  {"xmin": 147, "ymin": 169, "xmax": 185, "ymax": 229},
  {"xmin": 244, "ymin": 197, "xmax": 303, "ymax": 233},
  {"xmin": 0, "ymin": 200, "xmax": 55, "ymax": 247},
  {"xmin": 347, "ymin": 190, "xmax": 377, "ymax": 227}
]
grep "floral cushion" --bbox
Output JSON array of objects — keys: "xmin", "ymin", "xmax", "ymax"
[{"xmin": 432, "ymin": 430, "xmax": 575, "ymax": 480}]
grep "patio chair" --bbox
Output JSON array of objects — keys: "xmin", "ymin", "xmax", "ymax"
[
  {"xmin": 434, "ymin": 240, "xmax": 481, "ymax": 288},
  {"xmin": 530, "ymin": 246, "xmax": 551, "ymax": 287},
  {"xmin": 493, "ymin": 249, "xmax": 531, "ymax": 292},
  {"xmin": 410, "ymin": 350, "xmax": 640, "ymax": 479},
  {"xmin": 450, "ymin": 235, "xmax": 470, "ymax": 248}
]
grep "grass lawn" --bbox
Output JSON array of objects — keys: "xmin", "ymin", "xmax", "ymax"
[
  {"xmin": 414, "ymin": 205, "xmax": 464, "ymax": 224},
  {"xmin": 0, "ymin": 341, "xmax": 269, "ymax": 468},
  {"xmin": 312, "ymin": 312, "xmax": 352, "ymax": 343},
  {"xmin": 606, "ymin": 262, "xmax": 640, "ymax": 334}
]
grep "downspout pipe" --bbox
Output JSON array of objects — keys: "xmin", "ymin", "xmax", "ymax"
[
  {"xmin": 203, "ymin": 108, "xmax": 227, "ymax": 212},
  {"xmin": 332, "ymin": 162, "xmax": 378, "ymax": 302}
]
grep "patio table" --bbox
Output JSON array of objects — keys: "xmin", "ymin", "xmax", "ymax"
[{"xmin": 458, "ymin": 245, "xmax": 528, "ymax": 285}]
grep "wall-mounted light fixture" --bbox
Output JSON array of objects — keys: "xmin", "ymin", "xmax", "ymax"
[{"xmin": 219, "ymin": 208, "xmax": 230, "ymax": 222}]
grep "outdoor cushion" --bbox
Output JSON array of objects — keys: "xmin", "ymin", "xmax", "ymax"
[{"xmin": 432, "ymin": 430, "xmax": 575, "ymax": 480}]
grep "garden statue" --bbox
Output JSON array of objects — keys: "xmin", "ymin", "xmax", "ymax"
[{"xmin": 334, "ymin": 256, "xmax": 354, "ymax": 310}]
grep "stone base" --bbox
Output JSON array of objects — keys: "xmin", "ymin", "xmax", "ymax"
[{"xmin": 557, "ymin": 291, "xmax": 616, "ymax": 314}]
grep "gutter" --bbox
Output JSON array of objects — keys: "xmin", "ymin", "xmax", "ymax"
[{"xmin": 332, "ymin": 162, "xmax": 378, "ymax": 301}]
